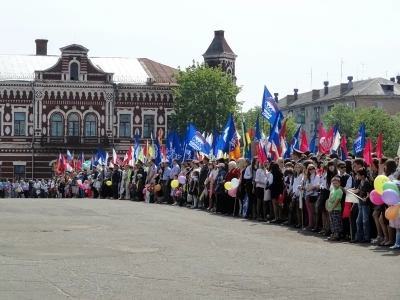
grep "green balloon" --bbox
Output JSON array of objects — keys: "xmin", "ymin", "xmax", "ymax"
[{"xmin": 382, "ymin": 182, "xmax": 400, "ymax": 196}]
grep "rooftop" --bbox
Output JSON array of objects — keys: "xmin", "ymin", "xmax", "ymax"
[
  {"xmin": 278, "ymin": 77, "xmax": 400, "ymax": 108},
  {"xmin": 203, "ymin": 30, "xmax": 236, "ymax": 57},
  {"xmin": 0, "ymin": 44, "xmax": 178, "ymax": 85}
]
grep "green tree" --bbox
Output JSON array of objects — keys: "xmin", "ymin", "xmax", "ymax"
[
  {"xmin": 322, "ymin": 104, "xmax": 357, "ymax": 145},
  {"xmin": 171, "ymin": 62, "xmax": 241, "ymax": 135},
  {"xmin": 355, "ymin": 107, "xmax": 400, "ymax": 158}
]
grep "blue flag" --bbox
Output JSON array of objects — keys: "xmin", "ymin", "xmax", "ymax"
[
  {"xmin": 283, "ymin": 141, "xmax": 291, "ymax": 159},
  {"xmin": 353, "ymin": 124, "xmax": 366, "ymax": 155},
  {"xmin": 186, "ymin": 124, "xmax": 211, "ymax": 155},
  {"xmin": 97, "ymin": 147, "xmax": 106, "ymax": 165},
  {"xmin": 173, "ymin": 130, "xmax": 183, "ymax": 161},
  {"xmin": 268, "ymin": 114, "xmax": 281, "ymax": 158},
  {"xmin": 155, "ymin": 135, "xmax": 162, "ymax": 165},
  {"xmin": 212, "ymin": 128, "xmax": 220, "ymax": 158},
  {"xmin": 215, "ymin": 114, "xmax": 236, "ymax": 154},
  {"xmin": 253, "ymin": 115, "xmax": 261, "ymax": 142},
  {"xmin": 291, "ymin": 126, "xmax": 301, "ymax": 152},
  {"xmin": 261, "ymin": 85, "xmax": 284, "ymax": 125},
  {"xmin": 134, "ymin": 131, "xmax": 140, "ymax": 161},
  {"xmin": 309, "ymin": 132, "xmax": 317, "ymax": 154}
]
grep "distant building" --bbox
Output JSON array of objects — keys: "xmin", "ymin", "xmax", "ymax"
[
  {"xmin": 278, "ymin": 76, "xmax": 400, "ymax": 137},
  {"xmin": 0, "ymin": 30, "xmax": 236, "ymax": 180}
]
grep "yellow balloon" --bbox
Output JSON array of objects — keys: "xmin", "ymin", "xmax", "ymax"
[
  {"xmin": 171, "ymin": 179, "xmax": 179, "ymax": 188},
  {"xmin": 224, "ymin": 182, "xmax": 233, "ymax": 190},
  {"xmin": 154, "ymin": 184, "xmax": 162, "ymax": 192},
  {"xmin": 106, "ymin": 180, "xmax": 112, "ymax": 186},
  {"xmin": 375, "ymin": 175, "xmax": 390, "ymax": 195},
  {"xmin": 385, "ymin": 205, "xmax": 400, "ymax": 220}
]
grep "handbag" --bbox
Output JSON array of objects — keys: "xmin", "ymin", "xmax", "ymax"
[{"xmin": 277, "ymin": 194, "xmax": 285, "ymax": 206}]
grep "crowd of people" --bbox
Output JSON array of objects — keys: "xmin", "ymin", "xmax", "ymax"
[{"xmin": 2, "ymin": 149, "xmax": 400, "ymax": 249}]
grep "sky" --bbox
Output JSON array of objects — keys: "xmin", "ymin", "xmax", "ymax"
[{"xmin": 2, "ymin": 0, "xmax": 400, "ymax": 111}]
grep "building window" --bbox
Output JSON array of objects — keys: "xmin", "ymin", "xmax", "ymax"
[
  {"xmin": 68, "ymin": 113, "xmax": 80, "ymax": 136},
  {"xmin": 375, "ymin": 102, "xmax": 382, "ymax": 109},
  {"xmin": 70, "ymin": 62, "xmax": 79, "ymax": 81},
  {"xmin": 14, "ymin": 165, "xmax": 25, "ymax": 181},
  {"xmin": 328, "ymin": 105, "xmax": 334, "ymax": 111},
  {"xmin": 143, "ymin": 115, "xmax": 155, "ymax": 138},
  {"xmin": 14, "ymin": 112, "xmax": 26, "ymax": 136},
  {"xmin": 288, "ymin": 110, "xmax": 293, "ymax": 118},
  {"xmin": 119, "ymin": 114, "xmax": 131, "ymax": 137},
  {"xmin": 51, "ymin": 113, "xmax": 63, "ymax": 136},
  {"xmin": 85, "ymin": 114, "xmax": 96, "ymax": 136}
]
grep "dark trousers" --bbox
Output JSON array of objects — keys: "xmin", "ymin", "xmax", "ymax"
[
  {"xmin": 225, "ymin": 194, "xmax": 235, "ymax": 215},
  {"xmin": 245, "ymin": 182, "xmax": 254, "ymax": 218},
  {"xmin": 216, "ymin": 193, "xmax": 225, "ymax": 213},
  {"xmin": 112, "ymin": 184, "xmax": 119, "ymax": 199}
]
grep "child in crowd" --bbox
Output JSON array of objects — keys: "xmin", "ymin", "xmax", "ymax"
[
  {"xmin": 171, "ymin": 174, "xmax": 179, "ymax": 206},
  {"xmin": 189, "ymin": 171, "xmax": 199, "ymax": 209},
  {"xmin": 327, "ymin": 177, "xmax": 343, "ymax": 241}
]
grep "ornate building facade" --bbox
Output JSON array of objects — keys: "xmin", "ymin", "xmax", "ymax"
[{"xmin": 0, "ymin": 30, "xmax": 236, "ymax": 180}]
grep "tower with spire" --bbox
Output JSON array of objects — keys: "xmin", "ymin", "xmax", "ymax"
[{"xmin": 203, "ymin": 30, "xmax": 237, "ymax": 82}]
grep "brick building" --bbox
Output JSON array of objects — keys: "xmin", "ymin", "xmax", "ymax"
[
  {"xmin": 278, "ymin": 76, "xmax": 400, "ymax": 137},
  {"xmin": 0, "ymin": 30, "xmax": 236, "ymax": 180}
]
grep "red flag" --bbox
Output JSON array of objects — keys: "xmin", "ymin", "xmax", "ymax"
[
  {"xmin": 340, "ymin": 135, "xmax": 348, "ymax": 160},
  {"xmin": 257, "ymin": 144, "xmax": 267, "ymax": 163},
  {"xmin": 278, "ymin": 118, "xmax": 287, "ymax": 157},
  {"xmin": 342, "ymin": 202, "xmax": 351, "ymax": 218},
  {"xmin": 248, "ymin": 128, "xmax": 253, "ymax": 140},
  {"xmin": 300, "ymin": 130, "xmax": 308, "ymax": 153},
  {"xmin": 363, "ymin": 138, "xmax": 373, "ymax": 165},
  {"xmin": 375, "ymin": 131, "xmax": 383, "ymax": 159},
  {"xmin": 161, "ymin": 145, "xmax": 166, "ymax": 161},
  {"xmin": 319, "ymin": 125, "xmax": 334, "ymax": 154},
  {"xmin": 112, "ymin": 148, "xmax": 123, "ymax": 165},
  {"xmin": 143, "ymin": 141, "xmax": 148, "ymax": 159}
]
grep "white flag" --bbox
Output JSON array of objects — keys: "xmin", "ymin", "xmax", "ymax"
[{"xmin": 345, "ymin": 191, "xmax": 361, "ymax": 203}]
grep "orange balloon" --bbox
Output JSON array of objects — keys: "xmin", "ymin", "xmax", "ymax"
[{"xmin": 385, "ymin": 205, "xmax": 400, "ymax": 220}]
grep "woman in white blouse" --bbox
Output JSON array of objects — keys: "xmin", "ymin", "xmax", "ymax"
[
  {"xmin": 303, "ymin": 164, "xmax": 320, "ymax": 230},
  {"xmin": 255, "ymin": 161, "xmax": 270, "ymax": 221},
  {"xmin": 292, "ymin": 164, "xmax": 304, "ymax": 228}
]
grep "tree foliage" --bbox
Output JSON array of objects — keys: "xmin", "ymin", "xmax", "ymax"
[
  {"xmin": 322, "ymin": 104, "xmax": 400, "ymax": 157},
  {"xmin": 171, "ymin": 62, "xmax": 241, "ymax": 135}
]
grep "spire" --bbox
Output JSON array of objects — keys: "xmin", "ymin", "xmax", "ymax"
[{"xmin": 203, "ymin": 30, "xmax": 236, "ymax": 58}]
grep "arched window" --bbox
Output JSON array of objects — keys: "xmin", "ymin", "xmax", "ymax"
[
  {"xmin": 68, "ymin": 113, "xmax": 80, "ymax": 136},
  {"xmin": 85, "ymin": 114, "xmax": 96, "ymax": 136},
  {"xmin": 70, "ymin": 62, "xmax": 79, "ymax": 81},
  {"xmin": 51, "ymin": 113, "xmax": 63, "ymax": 136}
]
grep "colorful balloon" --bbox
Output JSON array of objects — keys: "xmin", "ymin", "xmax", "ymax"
[
  {"xmin": 381, "ymin": 189, "xmax": 400, "ymax": 206},
  {"xmin": 106, "ymin": 180, "xmax": 112, "ymax": 186},
  {"xmin": 385, "ymin": 205, "xmax": 400, "ymax": 220},
  {"xmin": 154, "ymin": 184, "xmax": 162, "ymax": 192},
  {"xmin": 171, "ymin": 180, "xmax": 179, "ymax": 188},
  {"xmin": 228, "ymin": 187, "xmax": 237, "ymax": 197},
  {"xmin": 370, "ymin": 190, "xmax": 384, "ymax": 205},
  {"xmin": 231, "ymin": 178, "xmax": 240, "ymax": 188},
  {"xmin": 178, "ymin": 176, "xmax": 186, "ymax": 184},
  {"xmin": 224, "ymin": 182, "xmax": 233, "ymax": 190},
  {"xmin": 383, "ymin": 182, "xmax": 400, "ymax": 196},
  {"xmin": 374, "ymin": 175, "xmax": 390, "ymax": 195}
]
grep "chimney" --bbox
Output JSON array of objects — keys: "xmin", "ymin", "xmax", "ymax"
[
  {"xmin": 294, "ymin": 88, "xmax": 299, "ymax": 101},
  {"xmin": 214, "ymin": 30, "xmax": 224, "ymax": 37},
  {"xmin": 274, "ymin": 93, "xmax": 279, "ymax": 103},
  {"xmin": 347, "ymin": 76, "xmax": 354, "ymax": 90},
  {"xmin": 340, "ymin": 83, "xmax": 348, "ymax": 94},
  {"xmin": 396, "ymin": 76, "xmax": 400, "ymax": 84},
  {"xmin": 35, "ymin": 39, "xmax": 48, "ymax": 56},
  {"xmin": 390, "ymin": 77, "xmax": 396, "ymax": 82},
  {"xmin": 312, "ymin": 89, "xmax": 320, "ymax": 100},
  {"xmin": 287, "ymin": 95, "xmax": 295, "ymax": 106},
  {"xmin": 323, "ymin": 81, "xmax": 329, "ymax": 95}
]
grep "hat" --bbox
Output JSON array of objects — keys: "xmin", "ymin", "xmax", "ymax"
[
  {"xmin": 217, "ymin": 163, "xmax": 225, "ymax": 168},
  {"xmin": 292, "ymin": 148, "xmax": 304, "ymax": 156},
  {"xmin": 162, "ymin": 159, "xmax": 169, "ymax": 163}
]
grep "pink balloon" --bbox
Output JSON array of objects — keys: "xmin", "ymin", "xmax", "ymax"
[
  {"xmin": 370, "ymin": 190, "xmax": 384, "ymax": 205},
  {"xmin": 178, "ymin": 176, "xmax": 186, "ymax": 184},
  {"xmin": 228, "ymin": 187, "xmax": 237, "ymax": 197},
  {"xmin": 142, "ymin": 188, "xmax": 147, "ymax": 195}
]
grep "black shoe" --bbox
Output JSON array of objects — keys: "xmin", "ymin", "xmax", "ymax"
[
  {"xmin": 360, "ymin": 239, "xmax": 370, "ymax": 243},
  {"xmin": 350, "ymin": 239, "xmax": 359, "ymax": 243}
]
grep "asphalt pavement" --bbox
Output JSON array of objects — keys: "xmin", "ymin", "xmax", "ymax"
[{"xmin": 0, "ymin": 198, "xmax": 398, "ymax": 300}]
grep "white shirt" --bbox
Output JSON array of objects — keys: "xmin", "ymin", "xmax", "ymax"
[
  {"xmin": 292, "ymin": 174, "xmax": 304, "ymax": 196},
  {"xmin": 338, "ymin": 172, "xmax": 353, "ymax": 190},
  {"xmin": 244, "ymin": 166, "xmax": 252, "ymax": 180},
  {"xmin": 319, "ymin": 172, "xmax": 327, "ymax": 189},
  {"xmin": 255, "ymin": 169, "xmax": 271, "ymax": 188},
  {"xmin": 305, "ymin": 174, "xmax": 320, "ymax": 196}
]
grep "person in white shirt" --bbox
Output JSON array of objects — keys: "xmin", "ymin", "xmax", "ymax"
[
  {"xmin": 303, "ymin": 164, "xmax": 320, "ymax": 230},
  {"xmin": 255, "ymin": 161, "xmax": 270, "ymax": 221},
  {"xmin": 292, "ymin": 163, "xmax": 304, "ymax": 228}
]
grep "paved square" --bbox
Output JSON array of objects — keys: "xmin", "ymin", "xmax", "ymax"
[{"xmin": 0, "ymin": 199, "xmax": 397, "ymax": 299}]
